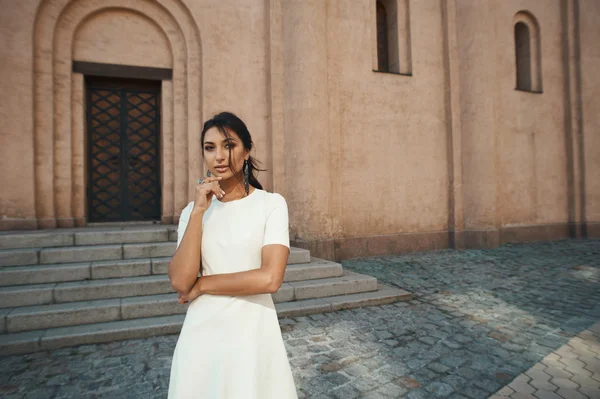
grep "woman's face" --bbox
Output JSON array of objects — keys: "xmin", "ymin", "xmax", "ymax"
[{"xmin": 202, "ymin": 127, "xmax": 249, "ymax": 179}]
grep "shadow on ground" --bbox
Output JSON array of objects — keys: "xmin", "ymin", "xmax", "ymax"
[{"xmin": 335, "ymin": 239, "xmax": 600, "ymax": 398}]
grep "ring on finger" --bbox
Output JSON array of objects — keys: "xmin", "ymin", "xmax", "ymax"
[{"xmin": 196, "ymin": 178, "xmax": 205, "ymax": 185}]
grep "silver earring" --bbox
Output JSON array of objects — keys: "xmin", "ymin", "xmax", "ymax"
[{"xmin": 243, "ymin": 160, "xmax": 249, "ymax": 195}]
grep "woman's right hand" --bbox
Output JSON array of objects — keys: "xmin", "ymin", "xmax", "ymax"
[{"xmin": 193, "ymin": 176, "xmax": 226, "ymax": 213}]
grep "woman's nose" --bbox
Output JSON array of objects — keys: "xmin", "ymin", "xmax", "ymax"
[{"xmin": 216, "ymin": 148, "xmax": 226, "ymax": 161}]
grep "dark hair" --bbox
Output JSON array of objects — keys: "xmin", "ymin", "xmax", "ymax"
[{"xmin": 200, "ymin": 112, "xmax": 264, "ymax": 190}]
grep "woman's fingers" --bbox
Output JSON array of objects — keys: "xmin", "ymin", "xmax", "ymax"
[
  {"xmin": 197, "ymin": 177, "xmax": 226, "ymax": 196},
  {"xmin": 196, "ymin": 178, "xmax": 226, "ymax": 198},
  {"xmin": 177, "ymin": 293, "xmax": 189, "ymax": 304},
  {"xmin": 201, "ymin": 176, "xmax": 222, "ymax": 184},
  {"xmin": 203, "ymin": 181, "xmax": 225, "ymax": 197}
]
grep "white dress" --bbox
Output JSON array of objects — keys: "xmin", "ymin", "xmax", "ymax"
[{"xmin": 167, "ymin": 189, "xmax": 298, "ymax": 399}]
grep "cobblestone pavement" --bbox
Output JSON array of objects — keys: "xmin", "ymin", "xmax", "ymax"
[
  {"xmin": 491, "ymin": 321, "xmax": 600, "ymax": 399},
  {"xmin": 0, "ymin": 239, "xmax": 598, "ymax": 399}
]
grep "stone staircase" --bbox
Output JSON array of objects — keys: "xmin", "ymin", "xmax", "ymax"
[{"xmin": 0, "ymin": 226, "xmax": 411, "ymax": 355}]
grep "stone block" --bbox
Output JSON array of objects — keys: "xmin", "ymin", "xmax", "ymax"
[
  {"xmin": 91, "ymin": 259, "xmax": 151, "ymax": 279},
  {"xmin": 0, "ymin": 330, "xmax": 43, "ymax": 356},
  {"xmin": 40, "ymin": 245, "xmax": 122, "ymax": 264},
  {"xmin": 151, "ymin": 257, "xmax": 171, "ymax": 274},
  {"xmin": 0, "ymin": 232, "xmax": 73, "ymax": 249},
  {"xmin": 75, "ymin": 229, "xmax": 168, "ymax": 245},
  {"xmin": 288, "ymin": 247, "xmax": 311, "ymax": 264},
  {"xmin": 121, "ymin": 293, "xmax": 185, "ymax": 319},
  {"xmin": 168, "ymin": 228, "xmax": 179, "ymax": 242},
  {"xmin": 328, "ymin": 284, "xmax": 411, "ymax": 311},
  {"xmin": 276, "ymin": 298, "xmax": 331, "ymax": 318},
  {"xmin": 555, "ymin": 388, "xmax": 587, "ymax": 399},
  {"xmin": 6, "ymin": 299, "xmax": 120, "ymax": 332},
  {"xmin": 0, "ymin": 284, "xmax": 55, "ymax": 308},
  {"xmin": 40, "ymin": 314, "xmax": 185, "ymax": 351},
  {"xmin": 284, "ymin": 260, "xmax": 343, "ymax": 282},
  {"xmin": 0, "ymin": 248, "xmax": 38, "ymax": 266},
  {"xmin": 0, "ymin": 308, "xmax": 11, "ymax": 334},
  {"xmin": 53, "ymin": 275, "xmax": 172, "ymax": 302},
  {"xmin": 0, "ymin": 263, "xmax": 91, "ymax": 286},
  {"xmin": 272, "ymin": 283, "xmax": 294, "ymax": 303},
  {"xmin": 291, "ymin": 271, "xmax": 378, "ymax": 300},
  {"xmin": 123, "ymin": 242, "xmax": 176, "ymax": 259}
]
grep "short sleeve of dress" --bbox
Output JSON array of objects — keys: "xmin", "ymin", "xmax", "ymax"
[
  {"xmin": 176, "ymin": 202, "xmax": 194, "ymax": 249},
  {"xmin": 262, "ymin": 193, "xmax": 290, "ymax": 250}
]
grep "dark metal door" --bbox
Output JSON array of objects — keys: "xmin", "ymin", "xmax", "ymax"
[{"xmin": 86, "ymin": 78, "xmax": 161, "ymax": 222}]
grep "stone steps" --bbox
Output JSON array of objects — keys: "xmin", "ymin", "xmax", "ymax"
[
  {"xmin": 0, "ymin": 269, "xmax": 372, "ymax": 318},
  {"xmin": 0, "ymin": 284, "xmax": 411, "ymax": 355},
  {"xmin": 0, "ymin": 225, "xmax": 413, "ymax": 355},
  {"xmin": 0, "ymin": 243, "xmax": 310, "ymax": 267},
  {"xmin": 0, "ymin": 226, "xmax": 176, "ymax": 249},
  {"xmin": 1, "ymin": 267, "xmax": 358, "ymax": 333},
  {"xmin": 0, "ymin": 256, "xmax": 339, "ymax": 287}
]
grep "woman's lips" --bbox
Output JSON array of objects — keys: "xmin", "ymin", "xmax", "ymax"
[{"xmin": 215, "ymin": 166, "xmax": 228, "ymax": 172}]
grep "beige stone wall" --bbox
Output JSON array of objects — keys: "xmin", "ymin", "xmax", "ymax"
[
  {"xmin": 333, "ymin": 0, "xmax": 449, "ymax": 236},
  {"xmin": 580, "ymin": 0, "xmax": 600, "ymax": 231},
  {"xmin": 493, "ymin": 0, "xmax": 569, "ymax": 227},
  {"xmin": 0, "ymin": 0, "xmax": 39, "ymax": 229},
  {"xmin": 0, "ymin": 0, "xmax": 598, "ymax": 258},
  {"xmin": 190, "ymin": 0, "xmax": 271, "ymax": 191}
]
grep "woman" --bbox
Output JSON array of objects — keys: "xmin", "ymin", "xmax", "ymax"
[{"xmin": 167, "ymin": 112, "xmax": 297, "ymax": 398}]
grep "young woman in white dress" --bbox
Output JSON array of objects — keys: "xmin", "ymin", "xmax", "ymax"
[{"xmin": 167, "ymin": 112, "xmax": 298, "ymax": 398}]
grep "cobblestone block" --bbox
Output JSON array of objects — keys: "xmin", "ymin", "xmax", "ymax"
[
  {"xmin": 332, "ymin": 384, "xmax": 361, "ymax": 399},
  {"xmin": 532, "ymin": 390, "xmax": 563, "ymax": 399},
  {"xmin": 509, "ymin": 376, "xmax": 536, "ymax": 395},
  {"xmin": 543, "ymin": 365, "xmax": 572, "ymax": 378},
  {"xmin": 530, "ymin": 378, "xmax": 558, "ymax": 391},
  {"xmin": 550, "ymin": 377, "xmax": 579, "ymax": 390},
  {"xmin": 556, "ymin": 388, "xmax": 587, "ymax": 399},
  {"xmin": 577, "ymin": 385, "xmax": 600, "ymax": 398}
]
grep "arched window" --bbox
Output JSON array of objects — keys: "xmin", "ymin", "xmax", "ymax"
[
  {"xmin": 514, "ymin": 11, "xmax": 542, "ymax": 92},
  {"xmin": 376, "ymin": 1, "xmax": 389, "ymax": 72},
  {"xmin": 374, "ymin": 0, "xmax": 412, "ymax": 75},
  {"xmin": 515, "ymin": 22, "xmax": 531, "ymax": 90}
]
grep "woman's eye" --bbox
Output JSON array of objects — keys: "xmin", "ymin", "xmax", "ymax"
[
  {"xmin": 204, "ymin": 146, "xmax": 213, "ymax": 151},
  {"xmin": 225, "ymin": 144, "xmax": 234, "ymax": 149}
]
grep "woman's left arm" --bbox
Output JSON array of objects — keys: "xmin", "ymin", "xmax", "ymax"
[{"xmin": 178, "ymin": 244, "xmax": 289, "ymax": 302}]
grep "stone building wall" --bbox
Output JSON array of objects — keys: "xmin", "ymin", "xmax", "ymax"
[{"xmin": 0, "ymin": 0, "xmax": 598, "ymax": 261}]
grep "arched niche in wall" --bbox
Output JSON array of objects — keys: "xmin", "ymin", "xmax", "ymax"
[
  {"xmin": 73, "ymin": 9, "xmax": 173, "ymax": 69},
  {"xmin": 32, "ymin": 0, "xmax": 202, "ymax": 228},
  {"xmin": 513, "ymin": 11, "xmax": 542, "ymax": 93}
]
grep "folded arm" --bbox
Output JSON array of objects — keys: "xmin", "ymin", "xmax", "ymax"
[{"xmin": 186, "ymin": 244, "xmax": 289, "ymax": 298}]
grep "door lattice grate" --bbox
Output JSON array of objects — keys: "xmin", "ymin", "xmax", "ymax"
[{"xmin": 87, "ymin": 83, "xmax": 161, "ymax": 222}]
